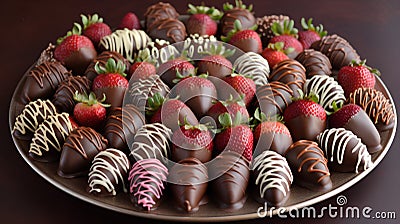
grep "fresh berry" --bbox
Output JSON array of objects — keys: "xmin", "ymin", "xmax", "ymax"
[
  {"xmin": 337, "ymin": 60, "xmax": 378, "ymax": 97},
  {"xmin": 197, "ymin": 44, "xmax": 235, "ymax": 79},
  {"xmin": 171, "ymin": 124, "xmax": 213, "ymax": 163},
  {"xmin": 129, "ymin": 61, "xmax": 156, "ymax": 82},
  {"xmin": 269, "ymin": 19, "xmax": 303, "ymax": 58},
  {"xmin": 54, "ymin": 23, "xmax": 97, "ymax": 75},
  {"xmin": 214, "ymin": 112, "xmax": 253, "ymax": 161},
  {"xmin": 81, "ymin": 14, "xmax": 112, "ymax": 47},
  {"xmin": 221, "ymin": 73, "xmax": 256, "ymax": 106},
  {"xmin": 283, "ymin": 91, "xmax": 326, "ymax": 141},
  {"xmin": 68, "ymin": 116, "xmax": 80, "ymax": 130},
  {"xmin": 119, "ymin": 12, "xmax": 141, "ymax": 30},
  {"xmin": 157, "ymin": 58, "xmax": 195, "ymax": 87},
  {"xmin": 298, "ymin": 18, "xmax": 327, "ymax": 49},
  {"xmin": 261, "ymin": 42, "xmax": 293, "ymax": 68},
  {"xmin": 186, "ymin": 4, "xmax": 223, "ymax": 36},
  {"xmin": 205, "ymin": 95, "xmax": 249, "ymax": 128},
  {"xmin": 222, "ymin": 20, "xmax": 262, "ymax": 53},
  {"xmin": 73, "ymin": 91, "xmax": 110, "ymax": 129}
]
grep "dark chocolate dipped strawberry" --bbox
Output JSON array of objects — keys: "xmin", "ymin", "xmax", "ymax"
[
  {"xmin": 147, "ymin": 93, "xmax": 198, "ymax": 132},
  {"xmin": 52, "ymin": 76, "xmax": 91, "ymax": 113},
  {"xmin": 85, "ymin": 51, "xmax": 130, "ymax": 82},
  {"xmin": 104, "ymin": 104, "xmax": 145, "ymax": 153},
  {"xmin": 220, "ymin": 0, "xmax": 256, "ymax": 37},
  {"xmin": 20, "ymin": 61, "xmax": 70, "ymax": 105},
  {"xmin": 197, "ymin": 44, "xmax": 235, "ymax": 79},
  {"xmin": 168, "ymin": 157, "xmax": 208, "ymax": 213},
  {"xmin": 221, "ymin": 20, "xmax": 262, "ymax": 53},
  {"xmin": 298, "ymin": 18, "xmax": 327, "ymax": 49},
  {"xmin": 36, "ymin": 43, "xmax": 56, "ymax": 66},
  {"xmin": 295, "ymin": 49, "xmax": 332, "ymax": 78},
  {"xmin": 214, "ymin": 112, "xmax": 253, "ymax": 161},
  {"xmin": 58, "ymin": 126, "xmax": 108, "ymax": 178},
  {"xmin": 268, "ymin": 59, "xmax": 306, "ymax": 98},
  {"xmin": 170, "ymin": 74, "xmax": 218, "ymax": 118},
  {"xmin": 284, "ymin": 140, "xmax": 332, "ymax": 192},
  {"xmin": 329, "ymin": 103, "xmax": 382, "ymax": 153},
  {"xmin": 310, "ymin": 34, "xmax": 360, "ymax": 70},
  {"xmin": 256, "ymin": 81, "xmax": 293, "ymax": 117},
  {"xmin": 205, "ymin": 95, "xmax": 249, "ymax": 128},
  {"xmin": 88, "ymin": 148, "xmax": 130, "ymax": 196},
  {"xmin": 219, "ymin": 73, "xmax": 256, "ymax": 107},
  {"xmin": 92, "ymin": 58, "xmax": 129, "ymax": 108},
  {"xmin": 147, "ymin": 18, "xmax": 187, "ymax": 44},
  {"xmin": 129, "ymin": 158, "xmax": 168, "ymax": 211},
  {"xmin": 144, "ymin": 2, "xmax": 179, "ymax": 30},
  {"xmin": 186, "ymin": 4, "xmax": 223, "ymax": 36},
  {"xmin": 129, "ymin": 123, "xmax": 172, "ymax": 164},
  {"xmin": 269, "ymin": 19, "xmax": 303, "ymax": 59},
  {"xmin": 157, "ymin": 58, "xmax": 196, "ymax": 88},
  {"xmin": 208, "ymin": 151, "xmax": 249, "ymax": 211},
  {"xmin": 256, "ymin": 15, "xmax": 290, "ymax": 48},
  {"xmin": 251, "ymin": 150, "xmax": 293, "ymax": 206},
  {"xmin": 54, "ymin": 23, "xmax": 97, "ymax": 75},
  {"xmin": 171, "ymin": 123, "xmax": 213, "ymax": 164},
  {"xmin": 348, "ymin": 87, "xmax": 395, "ymax": 131},
  {"xmin": 283, "ymin": 91, "xmax": 327, "ymax": 141},
  {"xmin": 317, "ymin": 128, "xmax": 373, "ymax": 173},
  {"xmin": 253, "ymin": 108, "xmax": 292, "ymax": 157}
]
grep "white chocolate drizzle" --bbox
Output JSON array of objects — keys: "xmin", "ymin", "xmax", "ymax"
[
  {"xmin": 88, "ymin": 148, "xmax": 130, "ymax": 195},
  {"xmin": 137, "ymin": 40, "xmax": 179, "ymax": 67},
  {"xmin": 234, "ymin": 52, "xmax": 270, "ymax": 87}
]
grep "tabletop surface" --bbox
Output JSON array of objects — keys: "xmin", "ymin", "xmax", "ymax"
[{"xmin": 1, "ymin": 0, "xmax": 399, "ymax": 223}]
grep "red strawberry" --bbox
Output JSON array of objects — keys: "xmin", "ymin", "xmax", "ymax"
[
  {"xmin": 261, "ymin": 42, "xmax": 293, "ymax": 69},
  {"xmin": 329, "ymin": 103, "xmax": 382, "ymax": 153},
  {"xmin": 119, "ymin": 12, "xmax": 141, "ymax": 30},
  {"xmin": 205, "ymin": 95, "xmax": 249, "ymax": 128},
  {"xmin": 81, "ymin": 14, "xmax": 112, "ymax": 47},
  {"xmin": 68, "ymin": 116, "xmax": 80, "ymax": 130},
  {"xmin": 220, "ymin": 73, "xmax": 256, "ymax": 106},
  {"xmin": 214, "ymin": 112, "xmax": 253, "ymax": 161},
  {"xmin": 92, "ymin": 58, "xmax": 129, "ymax": 107},
  {"xmin": 252, "ymin": 108, "xmax": 293, "ymax": 157},
  {"xmin": 186, "ymin": 4, "xmax": 223, "ymax": 36},
  {"xmin": 157, "ymin": 58, "xmax": 195, "ymax": 87},
  {"xmin": 337, "ymin": 60, "xmax": 378, "ymax": 97},
  {"xmin": 197, "ymin": 43, "xmax": 234, "ymax": 79},
  {"xmin": 222, "ymin": 20, "xmax": 262, "ymax": 53},
  {"xmin": 129, "ymin": 61, "xmax": 156, "ymax": 82},
  {"xmin": 298, "ymin": 18, "xmax": 327, "ymax": 49},
  {"xmin": 171, "ymin": 124, "xmax": 213, "ymax": 163},
  {"xmin": 269, "ymin": 19, "xmax": 303, "ymax": 58},
  {"xmin": 283, "ymin": 91, "xmax": 326, "ymax": 141},
  {"xmin": 147, "ymin": 93, "xmax": 199, "ymax": 132},
  {"xmin": 54, "ymin": 23, "xmax": 97, "ymax": 75},
  {"xmin": 73, "ymin": 91, "xmax": 110, "ymax": 129},
  {"xmin": 170, "ymin": 74, "xmax": 218, "ymax": 118}
]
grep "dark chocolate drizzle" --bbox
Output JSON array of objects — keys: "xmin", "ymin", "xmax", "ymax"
[
  {"xmin": 52, "ymin": 76, "xmax": 91, "ymax": 113},
  {"xmin": 269, "ymin": 59, "xmax": 306, "ymax": 98},
  {"xmin": 144, "ymin": 2, "xmax": 179, "ymax": 30},
  {"xmin": 256, "ymin": 81, "xmax": 293, "ymax": 116},
  {"xmin": 295, "ymin": 49, "xmax": 332, "ymax": 78}
]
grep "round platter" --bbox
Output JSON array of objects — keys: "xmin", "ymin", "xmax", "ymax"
[{"xmin": 9, "ymin": 61, "xmax": 397, "ymax": 222}]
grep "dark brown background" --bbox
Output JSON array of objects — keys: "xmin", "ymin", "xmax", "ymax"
[{"xmin": 2, "ymin": 0, "xmax": 399, "ymax": 223}]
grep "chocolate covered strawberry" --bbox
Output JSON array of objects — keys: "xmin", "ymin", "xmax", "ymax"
[
  {"xmin": 197, "ymin": 44, "xmax": 235, "ymax": 79},
  {"xmin": 170, "ymin": 74, "xmax": 217, "ymax": 118},
  {"xmin": 205, "ymin": 95, "xmax": 249, "ymax": 128},
  {"xmin": 129, "ymin": 61, "xmax": 156, "ymax": 82},
  {"xmin": 283, "ymin": 91, "xmax": 326, "ymax": 141},
  {"xmin": 171, "ymin": 123, "xmax": 213, "ymax": 163},
  {"xmin": 220, "ymin": 73, "xmax": 256, "ymax": 106},
  {"xmin": 329, "ymin": 103, "xmax": 382, "ymax": 153},
  {"xmin": 270, "ymin": 19, "xmax": 303, "ymax": 58},
  {"xmin": 220, "ymin": 0, "xmax": 256, "ymax": 37},
  {"xmin": 92, "ymin": 58, "xmax": 129, "ymax": 107},
  {"xmin": 119, "ymin": 12, "xmax": 141, "ymax": 30},
  {"xmin": 222, "ymin": 20, "xmax": 262, "ymax": 53},
  {"xmin": 157, "ymin": 58, "xmax": 196, "ymax": 87},
  {"xmin": 54, "ymin": 23, "xmax": 97, "ymax": 75},
  {"xmin": 187, "ymin": 4, "xmax": 223, "ymax": 36},
  {"xmin": 214, "ymin": 112, "xmax": 253, "ymax": 161},
  {"xmin": 298, "ymin": 18, "xmax": 327, "ymax": 49},
  {"xmin": 261, "ymin": 42, "xmax": 293, "ymax": 69},
  {"xmin": 73, "ymin": 91, "xmax": 110, "ymax": 129},
  {"xmin": 337, "ymin": 60, "xmax": 379, "ymax": 97},
  {"xmin": 81, "ymin": 14, "xmax": 112, "ymax": 47},
  {"xmin": 147, "ymin": 93, "xmax": 198, "ymax": 132}
]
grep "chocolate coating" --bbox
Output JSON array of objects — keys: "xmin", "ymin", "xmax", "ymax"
[
  {"xmin": 93, "ymin": 86, "xmax": 127, "ymax": 108},
  {"xmin": 144, "ymin": 2, "xmax": 179, "ymax": 30},
  {"xmin": 311, "ymin": 34, "xmax": 360, "ymax": 70},
  {"xmin": 256, "ymin": 81, "xmax": 293, "ymax": 117},
  {"xmin": 295, "ymin": 49, "xmax": 332, "ymax": 78},
  {"xmin": 285, "ymin": 115, "xmax": 326, "ymax": 141},
  {"xmin": 284, "ymin": 140, "xmax": 332, "ymax": 192},
  {"xmin": 269, "ymin": 59, "xmax": 306, "ymax": 98},
  {"xmin": 85, "ymin": 51, "xmax": 129, "ymax": 82},
  {"xmin": 208, "ymin": 151, "xmax": 249, "ymax": 211},
  {"xmin": 197, "ymin": 55, "xmax": 233, "ymax": 79},
  {"xmin": 168, "ymin": 157, "xmax": 208, "ymax": 213},
  {"xmin": 220, "ymin": 8, "xmax": 256, "ymax": 37},
  {"xmin": 148, "ymin": 18, "xmax": 187, "ymax": 44},
  {"xmin": 348, "ymin": 87, "xmax": 395, "ymax": 131},
  {"xmin": 104, "ymin": 104, "xmax": 145, "ymax": 153},
  {"xmin": 251, "ymin": 150, "xmax": 293, "ymax": 206},
  {"xmin": 20, "ymin": 61, "xmax": 69, "ymax": 104},
  {"xmin": 36, "ymin": 43, "xmax": 56, "ymax": 65},
  {"xmin": 63, "ymin": 47, "xmax": 97, "ymax": 75},
  {"xmin": 58, "ymin": 127, "xmax": 108, "ymax": 178},
  {"xmin": 52, "ymin": 76, "xmax": 91, "ymax": 113},
  {"xmin": 88, "ymin": 148, "xmax": 130, "ymax": 196},
  {"xmin": 317, "ymin": 128, "xmax": 373, "ymax": 173},
  {"xmin": 256, "ymin": 15, "xmax": 290, "ymax": 48}
]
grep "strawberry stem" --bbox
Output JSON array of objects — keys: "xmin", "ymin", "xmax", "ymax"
[
  {"xmin": 81, "ymin": 14, "xmax": 104, "ymax": 30},
  {"xmin": 73, "ymin": 91, "xmax": 110, "ymax": 107},
  {"xmin": 95, "ymin": 58, "xmax": 127, "ymax": 76},
  {"xmin": 350, "ymin": 59, "xmax": 381, "ymax": 76}
]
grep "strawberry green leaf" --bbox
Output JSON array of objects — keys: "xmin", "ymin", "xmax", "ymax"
[{"xmin": 218, "ymin": 112, "xmax": 233, "ymax": 128}]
